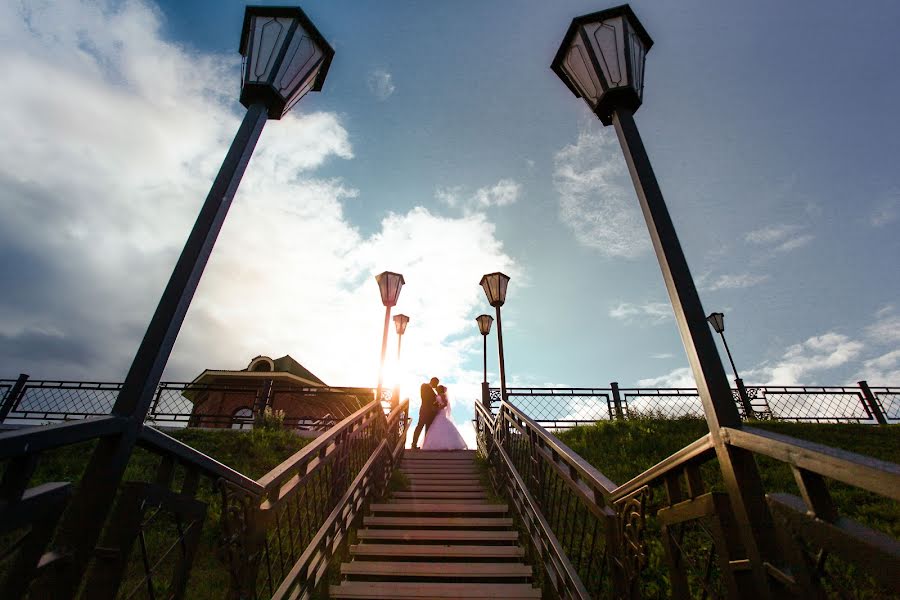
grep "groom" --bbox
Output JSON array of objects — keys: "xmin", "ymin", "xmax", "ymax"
[{"xmin": 411, "ymin": 377, "xmax": 439, "ymax": 449}]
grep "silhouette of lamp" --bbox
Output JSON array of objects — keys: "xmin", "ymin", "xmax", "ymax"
[
  {"xmin": 53, "ymin": 6, "xmax": 335, "ymax": 592},
  {"xmin": 476, "ymin": 314, "xmax": 494, "ymax": 409},
  {"xmin": 552, "ymin": 5, "xmax": 777, "ymax": 583},
  {"xmin": 375, "ymin": 271, "xmax": 405, "ymax": 405},
  {"xmin": 480, "ymin": 272, "xmax": 510, "ymax": 405},
  {"xmin": 707, "ymin": 312, "xmax": 755, "ymax": 418}
]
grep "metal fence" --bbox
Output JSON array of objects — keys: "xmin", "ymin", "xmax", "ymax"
[
  {"xmin": 489, "ymin": 380, "xmax": 893, "ymax": 428},
  {"xmin": 0, "ymin": 376, "xmax": 397, "ymax": 430}
]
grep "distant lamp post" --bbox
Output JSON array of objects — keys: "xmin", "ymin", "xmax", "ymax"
[
  {"xmin": 375, "ymin": 272, "xmax": 405, "ymax": 404},
  {"xmin": 390, "ymin": 314, "xmax": 409, "ymax": 408},
  {"xmin": 476, "ymin": 314, "xmax": 494, "ymax": 409},
  {"xmin": 553, "ymin": 5, "xmax": 777, "ymax": 592},
  {"xmin": 707, "ymin": 312, "xmax": 755, "ymax": 419},
  {"xmin": 52, "ymin": 6, "xmax": 335, "ymax": 594},
  {"xmin": 480, "ymin": 272, "xmax": 510, "ymax": 405}
]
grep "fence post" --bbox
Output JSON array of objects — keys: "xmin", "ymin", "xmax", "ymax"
[
  {"xmin": 0, "ymin": 373, "xmax": 29, "ymax": 423},
  {"xmin": 610, "ymin": 382, "xmax": 625, "ymax": 421},
  {"xmin": 858, "ymin": 380, "xmax": 888, "ymax": 425},
  {"xmin": 734, "ymin": 378, "xmax": 756, "ymax": 421},
  {"xmin": 482, "ymin": 381, "xmax": 491, "ymax": 411}
]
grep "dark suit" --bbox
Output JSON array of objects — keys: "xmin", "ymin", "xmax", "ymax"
[{"xmin": 411, "ymin": 383, "xmax": 437, "ymax": 448}]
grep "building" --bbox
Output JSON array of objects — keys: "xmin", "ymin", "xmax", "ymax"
[{"xmin": 185, "ymin": 355, "xmax": 366, "ymax": 432}]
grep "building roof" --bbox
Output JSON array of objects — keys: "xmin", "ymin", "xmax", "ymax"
[{"xmin": 188, "ymin": 354, "xmax": 327, "ymax": 389}]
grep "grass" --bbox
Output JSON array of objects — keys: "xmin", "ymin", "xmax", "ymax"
[{"xmin": 15, "ymin": 426, "xmax": 311, "ymax": 599}]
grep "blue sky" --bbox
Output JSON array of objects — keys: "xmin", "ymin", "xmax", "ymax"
[{"xmin": 2, "ymin": 1, "xmax": 900, "ymax": 439}]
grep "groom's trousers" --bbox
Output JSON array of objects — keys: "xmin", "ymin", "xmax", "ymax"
[{"xmin": 411, "ymin": 419, "xmax": 428, "ymax": 448}]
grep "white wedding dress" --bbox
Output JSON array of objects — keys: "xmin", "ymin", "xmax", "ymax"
[{"xmin": 421, "ymin": 395, "xmax": 468, "ymax": 450}]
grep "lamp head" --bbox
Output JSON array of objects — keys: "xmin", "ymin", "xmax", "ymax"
[
  {"xmin": 375, "ymin": 271, "xmax": 405, "ymax": 307},
  {"xmin": 476, "ymin": 314, "xmax": 494, "ymax": 336},
  {"xmin": 707, "ymin": 312, "xmax": 725, "ymax": 334},
  {"xmin": 479, "ymin": 272, "xmax": 510, "ymax": 308}
]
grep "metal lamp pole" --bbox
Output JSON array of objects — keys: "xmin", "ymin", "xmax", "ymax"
[
  {"xmin": 480, "ymin": 273, "xmax": 510, "ymax": 405},
  {"xmin": 375, "ymin": 272, "xmax": 405, "ymax": 407},
  {"xmin": 552, "ymin": 6, "xmax": 779, "ymax": 598},
  {"xmin": 707, "ymin": 312, "xmax": 755, "ymax": 418},
  {"xmin": 47, "ymin": 7, "xmax": 335, "ymax": 596},
  {"xmin": 392, "ymin": 314, "xmax": 410, "ymax": 408},
  {"xmin": 476, "ymin": 314, "xmax": 494, "ymax": 409}
]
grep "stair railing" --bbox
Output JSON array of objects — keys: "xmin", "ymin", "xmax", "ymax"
[
  {"xmin": 0, "ymin": 398, "xmax": 408, "ymax": 600},
  {"xmin": 475, "ymin": 399, "xmax": 900, "ymax": 599}
]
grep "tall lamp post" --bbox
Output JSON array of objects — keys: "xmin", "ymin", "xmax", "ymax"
[
  {"xmin": 480, "ymin": 273, "xmax": 510, "ymax": 405},
  {"xmin": 391, "ymin": 314, "xmax": 410, "ymax": 407},
  {"xmin": 375, "ymin": 272, "xmax": 405, "ymax": 406},
  {"xmin": 552, "ymin": 6, "xmax": 778, "ymax": 597},
  {"xmin": 49, "ymin": 7, "xmax": 335, "ymax": 595},
  {"xmin": 707, "ymin": 312, "xmax": 755, "ymax": 419},
  {"xmin": 476, "ymin": 314, "xmax": 494, "ymax": 409}
]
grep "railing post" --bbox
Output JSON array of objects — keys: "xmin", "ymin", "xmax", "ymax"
[
  {"xmin": 858, "ymin": 380, "xmax": 888, "ymax": 425},
  {"xmin": 734, "ymin": 378, "xmax": 756, "ymax": 421},
  {"xmin": 0, "ymin": 373, "xmax": 29, "ymax": 423},
  {"xmin": 610, "ymin": 382, "xmax": 625, "ymax": 421},
  {"xmin": 481, "ymin": 381, "xmax": 491, "ymax": 411}
]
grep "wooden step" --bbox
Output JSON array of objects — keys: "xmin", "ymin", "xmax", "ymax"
[
  {"xmin": 401, "ymin": 468, "xmax": 480, "ymax": 475},
  {"xmin": 350, "ymin": 544, "xmax": 525, "ymax": 559},
  {"xmin": 392, "ymin": 491, "xmax": 487, "ymax": 500},
  {"xmin": 403, "ymin": 451, "xmax": 476, "ymax": 460},
  {"xmin": 363, "ymin": 516, "xmax": 513, "ymax": 528},
  {"xmin": 369, "ymin": 503, "xmax": 506, "ymax": 514},
  {"xmin": 407, "ymin": 484, "xmax": 484, "ymax": 491},
  {"xmin": 330, "ymin": 581, "xmax": 540, "ymax": 599},
  {"xmin": 356, "ymin": 529, "xmax": 518, "ymax": 543},
  {"xmin": 404, "ymin": 472, "xmax": 481, "ymax": 479},
  {"xmin": 405, "ymin": 477, "xmax": 482, "ymax": 485},
  {"xmin": 341, "ymin": 561, "xmax": 532, "ymax": 579}
]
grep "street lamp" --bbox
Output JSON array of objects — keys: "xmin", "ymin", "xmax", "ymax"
[
  {"xmin": 391, "ymin": 313, "xmax": 409, "ymax": 408},
  {"xmin": 480, "ymin": 272, "xmax": 510, "ymax": 405},
  {"xmin": 53, "ymin": 6, "xmax": 335, "ymax": 594},
  {"xmin": 375, "ymin": 271, "xmax": 405, "ymax": 405},
  {"xmin": 552, "ymin": 5, "xmax": 778, "ymax": 593},
  {"xmin": 707, "ymin": 312, "xmax": 755, "ymax": 419},
  {"xmin": 476, "ymin": 314, "xmax": 494, "ymax": 409}
]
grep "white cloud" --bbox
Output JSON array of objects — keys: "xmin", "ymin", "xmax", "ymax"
[
  {"xmin": 637, "ymin": 367, "xmax": 696, "ymax": 388},
  {"xmin": 869, "ymin": 196, "xmax": 899, "ymax": 227},
  {"xmin": 367, "ymin": 68, "xmax": 395, "ymax": 100},
  {"xmin": 0, "ymin": 0, "xmax": 520, "ymax": 402},
  {"xmin": 435, "ymin": 179, "xmax": 520, "ymax": 212},
  {"xmin": 705, "ymin": 273, "xmax": 770, "ymax": 291},
  {"xmin": 854, "ymin": 349, "xmax": 900, "ymax": 383},
  {"xmin": 651, "ymin": 353, "xmax": 675, "ymax": 359},
  {"xmin": 553, "ymin": 125, "xmax": 649, "ymax": 258},
  {"xmin": 866, "ymin": 306, "xmax": 900, "ymax": 344},
  {"xmin": 609, "ymin": 302, "xmax": 672, "ymax": 324},
  {"xmin": 745, "ymin": 224, "xmax": 813, "ymax": 254},
  {"xmin": 745, "ymin": 333, "xmax": 864, "ymax": 386}
]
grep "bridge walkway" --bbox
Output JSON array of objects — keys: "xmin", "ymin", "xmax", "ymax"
[{"xmin": 330, "ymin": 449, "xmax": 540, "ymax": 599}]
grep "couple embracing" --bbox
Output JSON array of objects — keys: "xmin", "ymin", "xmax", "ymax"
[{"xmin": 410, "ymin": 377, "xmax": 467, "ymax": 450}]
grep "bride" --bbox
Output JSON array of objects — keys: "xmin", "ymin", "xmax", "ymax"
[{"xmin": 421, "ymin": 385, "xmax": 468, "ymax": 450}]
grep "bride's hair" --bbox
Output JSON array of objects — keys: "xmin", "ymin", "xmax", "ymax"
[{"xmin": 436, "ymin": 385, "xmax": 447, "ymax": 395}]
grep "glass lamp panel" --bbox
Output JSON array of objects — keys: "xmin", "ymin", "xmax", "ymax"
[
  {"xmin": 246, "ymin": 16, "xmax": 293, "ymax": 85},
  {"xmin": 583, "ymin": 16, "xmax": 628, "ymax": 90},
  {"xmin": 626, "ymin": 25, "xmax": 648, "ymax": 98},
  {"xmin": 561, "ymin": 36, "xmax": 601, "ymax": 105},
  {"xmin": 393, "ymin": 314, "xmax": 409, "ymax": 335},
  {"xmin": 476, "ymin": 314, "xmax": 494, "ymax": 336},
  {"xmin": 376, "ymin": 272, "xmax": 404, "ymax": 307},
  {"xmin": 276, "ymin": 28, "xmax": 323, "ymax": 95},
  {"xmin": 282, "ymin": 72, "xmax": 318, "ymax": 115}
]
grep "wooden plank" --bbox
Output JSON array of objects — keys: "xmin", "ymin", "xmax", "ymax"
[
  {"xmin": 363, "ymin": 516, "xmax": 513, "ymax": 528},
  {"xmin": 330, "ymin": 581, "xmax": 540, "ymax": 599},
  {"xmin": 356, "ymin": 529, "xmax": 518, "ymax": 542},
  {"xmin": 401, "ymin": 467, "xmax": 479, "ymax": 474},
  {"xmin": 369, "ymin": 503, "xmax": 506, "ymax": 513},
  {"xmin": 392, "ymin": 492, "xmax": 488, "ymax": 500},
  {"xmin": 349, "ymin": 544, "xmax": 525, "ymax": 558},
  {"xmin": 341, "ymin": 561, "xmax": 532, "ymax": 578},
  {"xmin": 403, "ymin": 451, "xmax": 476, "ymax": 460},
  {"xmin": 407, "ymin": 484, "xmax": 484, "ymax": 491}
]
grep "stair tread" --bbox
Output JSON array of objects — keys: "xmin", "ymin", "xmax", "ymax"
[
  {"xmin": 357, "ymin": 529, "xmax": 518, "ymax": 541},
  {"xmin": 392, "ymin": 492, "xmax": 488, "ymax": 499},
  {"xmin": 330, "ymin": 581, "xmax": 540, "ymax": 599},
  {"xmin": 364, "ymin": 517, "xmax": 514, "ymax": 528},
  {"xmin": 341, "ymin": 561, "xmax": 532, "ymax": 577},
  {"xmin": 370, "ymin": 503, "xmax": 506, "ymax": 513},
  {"xmin": 350, "ymin": 544, "xmax": 525, "ymax": 558}
]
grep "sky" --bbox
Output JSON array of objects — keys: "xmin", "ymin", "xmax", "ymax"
[{"xmin": 2, "ymin": 0, "xmax": 900, "ymax": 445}]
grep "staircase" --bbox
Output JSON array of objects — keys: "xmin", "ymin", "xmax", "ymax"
[{"xmin": 330, "ymin": 449, "xmax": 540, "ymax": 599}]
